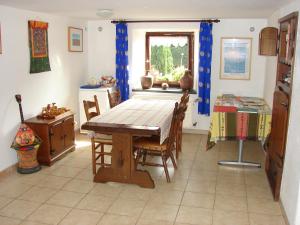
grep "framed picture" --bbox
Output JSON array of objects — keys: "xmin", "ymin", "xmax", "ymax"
[
  {"xmin": 0, "ymin": 23, "xmax": 2, "ymax": 54},
  {"xmin": 68, "ymin": 27, "xmax": 83, "ymax": 52},
  {"xmin": 220, "ymin": 38, "xmax": 252, "ymax": 80}
]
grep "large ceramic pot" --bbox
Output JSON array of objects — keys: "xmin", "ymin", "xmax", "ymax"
[
  {"xmin": 141, "ymin": 75, "xmax": 153, "ymax": 89},
  {"xmin": 179, "ymin": 70, "xmax": 193, "ymax": 90}
]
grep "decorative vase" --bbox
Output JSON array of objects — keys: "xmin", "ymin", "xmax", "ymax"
[
  {"xmin": 161, "ymin": 83, "xmax": 169, "ymax": 90},
  {"xmin": 179, "ymin": 70, "xmax": 193, "ymax": 91},
  {"xmin": 141, "ymin": 74, "xmax": 153, "ymax": 89}
]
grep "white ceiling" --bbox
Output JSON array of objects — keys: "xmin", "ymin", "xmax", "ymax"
[{"xmin": 0, "ymin": 0, "xmax": 294, "ymax": 20}]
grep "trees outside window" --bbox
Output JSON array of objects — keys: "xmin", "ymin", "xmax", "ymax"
[{"xmin": 145, "ymin": 32, "xmax": 194, "ymax": 87}]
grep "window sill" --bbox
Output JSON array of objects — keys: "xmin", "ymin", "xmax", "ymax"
[{"xmin": 132, "ymin": 87, "xmax": 197, "ymax": 94}]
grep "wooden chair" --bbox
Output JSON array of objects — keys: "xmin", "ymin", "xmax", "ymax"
[
  {"xmin": 133, "ymin": 103, "xmax": 182, "ymax": 182},
  {"xmin": 107, "ymin": 88, "xmax": 121, "ymax": 108},
  {"xmin": 176, "ymin": 91, "xmax": 190, "ymax": 159},
  {"xmin": 83, "ymin": 95, "xmax": 112, "ymax": 174}
]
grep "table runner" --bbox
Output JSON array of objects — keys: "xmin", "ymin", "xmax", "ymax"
[
  {"xmin": 207, "ymin": 96, "xmax": 272, "ymax": 149},
  {"xmin": 90, "ymin": 99, "xmax": 176, "ymax": 144}
]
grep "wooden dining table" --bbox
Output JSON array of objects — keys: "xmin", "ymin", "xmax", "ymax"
[{"xmin": 81, "ymin": 99, "xmax": 176, "ymax": 188}]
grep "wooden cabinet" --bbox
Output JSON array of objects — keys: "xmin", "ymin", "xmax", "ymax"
[
  {"xmin": 264, "ymin": 12, "xmax": 298, "ymax": 200},
  {"xmin": 25, "ymin": 111, "xmax": 75, "ymax": 166},
  {"xmin": 259, "ymin": 27, "xmax": 278, "ymax": 56}
]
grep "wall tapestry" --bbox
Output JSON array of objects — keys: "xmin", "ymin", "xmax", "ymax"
[
  {"xmin": 68, "ymin": 27, "xmax": 83, "ymax": 52},
  {"xmin": 28, "ymin": 20, "xmax": 51, "ymax": 73}
]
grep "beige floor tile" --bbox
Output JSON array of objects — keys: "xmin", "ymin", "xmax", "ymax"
[
  {"xmin": 155, "ymin": 178, "xmax": 188, "ymax": 192},
  {"xmin": 119, "ymin": 185, "xmax": 154, "ymax": 201},
  {"xmin": 216, "ymin": 182, "xmax": 246, "ymax": 197},
  {"xmin": 214, "ymin": 195, "xmax": 247, "ymax": 212},
  {"xmin": 75, "ymin": 169, "xmax": 94, "ymax": 181},
  {"xmin": 58, "ymin": 208, "xmax": 103, "ymax": 225},
  {"xmin": 192, "ymin": 161, "xmax": 218, "ymax": 172},
  {"xmin": 18, "ymin": 173, "xmax": 47, "ymax": 186},
  {"xmin": 149, "ymin": 190, "xmax": 183, "ymax": 205},
  {"xmin": 97, "ymin": 214, "xmax": 137, "ymax": 225},
  {"xmin": 176, "ymin": 206, "xmax": 213, "ymax": 225},
  {"xmin": 27, "ymin": 204, "xmax": 71, "ymax": 225},
  {"xmin": 249, "ymin": 213, "xmax": 286, "ymax": 225},
  {"xmin": 18, "ymin": 186, "xmax": 57, "ymax": 203},
  {"xmin": 89, "ymin": 183, "xmax": 124, "ymax": 198},
  {"xmin": 50, "ymin": 166, "xmax": 83, "ymax": 178},
  {"xmin": 169, "ymin": 168, "xmax": 191, "ymax": 180},
  {"xmin": 20, "ymin": 221, "xmax": 49, "ymax": 225},
  {"xmin": 0, "ymin": 182, "xmax": 32, "ymax": 198},
  {"xmin": 61, "ymin": 158, "xmax": 90, "ymax": 169},
  {"xmin": 76, "ymin": 194, "xmax": 115, "ymax": 212},
  {"xmin": 246, "ymin": 185, "xmax": 273, "ymax": 200},
  {"xmin": 108, "ymin": 198, "xmax": 146, "ymax": 217},
  {"xmin": 47, "ymin": 190, "xmax": 85, "ymax": 207},
  {"xmin": 189, "ymin": 170, "xmax": 217, "ymax": 182},
  {"xmin": 213, "ymin": 209, "xmax": 249, "ymax": 225},
  {"xmin": 140, "ymin": 202, "xmax": 179, "ymax": 222},
  {"xmin": 37, "ymin": 176, "xmax": 71, "ymax": 189},
  {"xmin": 181, "ymin": 192, "xmax": 215, "ymax": 209},
  {"xmin": 62, "ymin": 179, "xmax": 95, "ymax": 194},
  {"xmin": 0, "ymin": 196, "xmax": 14, "ymax": 209},
  {"xmin": 137, "ymin": 218, "xmax": 174, "ymax": 225},
  {"xmin": 247, "ymin": 198, "xmax": 282, "ymax": 215},
  {"xmin": 0, "ymin": 199, "xmax": 40, "ymax": 220},
  {"xmin": 186, "ymin": 180, "xmax": 216, "ymax": 194},
  {"xmin": 0, "ymin": 215, "xmax": 21, "ymax": 225}
]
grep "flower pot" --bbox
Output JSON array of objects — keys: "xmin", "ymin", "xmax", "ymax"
[
  {"xmin": 141, "ymin": 75, "xmax": 153, "ymax": 89},
  {"xmin": 179, "ymin": 70, "xmax": 193, "ymax": 91}
]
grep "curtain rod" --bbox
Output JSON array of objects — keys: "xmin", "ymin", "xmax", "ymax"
[{"xmin": 111, "ymin": 19, "xmax": 220, "ymax": 24}]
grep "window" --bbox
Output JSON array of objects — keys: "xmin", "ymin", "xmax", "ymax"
[{"xmin": 145, "ymin": 32, "xmax": 194, "ymax": 87}]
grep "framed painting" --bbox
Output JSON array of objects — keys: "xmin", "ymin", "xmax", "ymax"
[
  {"xmin": 68, "ymin": 27, "xmax": 83, "ymax": 52},
  {"xmin": 220, "ymin": 38, "xmax": 252, "ymax": 80}
]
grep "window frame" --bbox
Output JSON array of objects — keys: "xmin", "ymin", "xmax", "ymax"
[{"xmin": 145, "ymin": 32, "xmax": 194, "ymax": 88}]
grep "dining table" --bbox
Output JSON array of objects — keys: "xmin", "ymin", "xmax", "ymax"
[
  {"xmin": 81, "ymin": 98, "xmax": 176, "ymax": 188},
  {"xmin": 207, "ymin": 95, "xmax": 272, "ymax": 167}
]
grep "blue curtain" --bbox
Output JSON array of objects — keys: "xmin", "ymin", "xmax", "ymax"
[
  {"xmin": 115, "ymin": 23, "xmax": 129, "ymax": 101},
  {"xmin": 198, "ymin": 22, "xmax": 213, "ymax": 116}
]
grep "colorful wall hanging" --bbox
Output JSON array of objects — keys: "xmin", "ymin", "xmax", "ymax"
[
  {"xmin": 68, "ymin": 27, "xmax": 83, "ymax": 52},
  {"xmin": 28, "ymin": 20, "xmax": 51, "ymax": 73}
]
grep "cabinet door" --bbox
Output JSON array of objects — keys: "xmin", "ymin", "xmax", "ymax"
[
  {"xmin": 50, "ymin": 122, "xmax": 64, "ymax": 156},
  {"xmin": 268, "ymin": 90, "xmax": 289, "ymax": 158},
  {"xmin": 259, "ymin": 27, "xmax": 278, "ymax": 56},
  {"xmin": 63, "ymin": 116, "xmax": 75, "ymax": 148}
]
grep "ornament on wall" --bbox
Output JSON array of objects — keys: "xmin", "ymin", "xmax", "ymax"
[{"xmin": 28, "ymin": 20, "xmax": 51, "ymax": 73}]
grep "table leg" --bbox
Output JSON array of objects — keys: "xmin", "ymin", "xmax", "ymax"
[
  {"xmin": 93, "ymin": 132, "xmax": 155, "ymax": 188},
  {"xmin": 218, "ymin": 140, "xmax": 261, "ymax": 168}
]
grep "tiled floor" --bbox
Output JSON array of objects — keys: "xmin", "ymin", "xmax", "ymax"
[{"xmin": 0, "ymin": 134, "xmax": 286, "ymax": 225}]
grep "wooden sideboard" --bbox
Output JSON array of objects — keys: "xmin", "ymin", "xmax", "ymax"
[
  {"xmin": 263, "ymin": 12, "xmax": 298, "ymax": 200},
  {"xmin": 25, "ymin": 111, "xmax": 75, "ymax": 166}
]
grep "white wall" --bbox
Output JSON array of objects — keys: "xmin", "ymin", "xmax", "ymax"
[
  {"xmin": 0, "ymin": 5, "xmax": 88, "ymax": 171},
  {"xmin": 265, "ymin": 2, "xmax": 300, "ymax": 225},
  {"xmin": 87, "ymin": 21, "xmax": 115, "ymax": 78},
  {"xmin": 87, "ymin": 19, "xmax": 267, "ymax": 130}
]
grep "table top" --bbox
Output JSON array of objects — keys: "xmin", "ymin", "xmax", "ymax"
[
  {"xmin": 207, "ymin": 95, "xmax": 272, "ymax": 149},
  {"xmin": 213, "ymin": 95, "xmax": 271, "ymax": 114},
  {"xmin": 82, "ymin": 99, "xmax": 176, "ymax": 143}
]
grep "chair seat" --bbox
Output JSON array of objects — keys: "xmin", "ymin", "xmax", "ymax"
[
  {"xmin": 88, "ymin": 132, "xmax": 112, "ymax": 140},
  {"xmin": 134, "ymin": 136, "xmax": 168, "ymax": 151}
]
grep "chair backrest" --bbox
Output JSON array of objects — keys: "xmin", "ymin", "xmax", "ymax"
[
  {"xmin": 179, "ymin": 91, "xmax": 189, "ymax": 121},
  {"xmin": 83, "ymin": 95, "xmax": 100, "ymax": 121},
  {"xmin": 167, "ymin": 102, "xmax": 180, "ymax": 151},
  {"xmin": 107, "ymin": 88, "xmax": 121, "ymax": 108}
]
